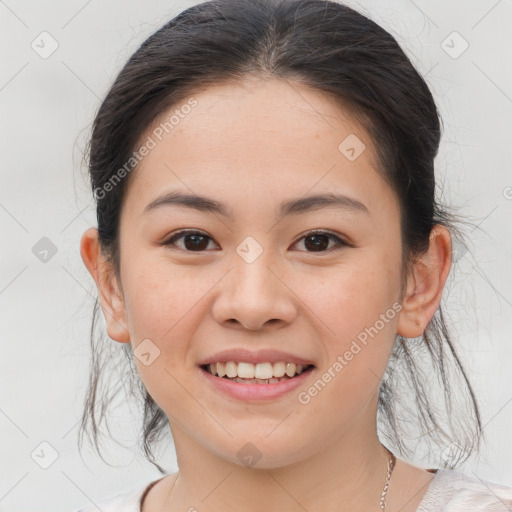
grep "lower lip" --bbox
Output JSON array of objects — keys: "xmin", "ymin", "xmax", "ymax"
[{"xmin": 198, "ymin": 366, "xmax": 315, "ymax": 401}]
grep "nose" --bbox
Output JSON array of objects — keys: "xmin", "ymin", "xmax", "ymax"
[{"xmin": 211, "ymin": 247, "xmax": 297, "ymax": 331}]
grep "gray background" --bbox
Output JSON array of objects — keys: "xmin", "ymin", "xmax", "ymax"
[{"xmin": 1, "ymin": 0, "xmax": 511, "ymax": 510}]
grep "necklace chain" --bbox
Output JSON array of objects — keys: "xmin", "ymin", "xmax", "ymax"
[
  {"xmin": 380, "ymin": 452, "xmax": 397, "ymax": 510},
  {"xmin": 163, "ymin": 452, "xmax": 397, "ymax": 511}
]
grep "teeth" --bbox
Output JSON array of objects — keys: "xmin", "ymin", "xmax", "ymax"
[
  {"xmin": 216, "ymin": 362, "xmax": 226, "ymax": 377},
  {"xmin": 205, "ymin": 361, "xmax": 311, "ymax": 379},
  {"xmin": 225, "ymin": 361, "xmax": 238, "ymax": 378},
  {"xmin": 238, "ymin": 362, "xmax": 255, "ymax": 379},
  {"xmin": 231, "ymin": 377, "xmax": 283, "ymax": 384},
  {"xmin": 285, "ymin": 363, "xmax": 296, "ymax": 377},
  {"xmin": 255, "ymin": 362, "xmax": 273, "ymax": 379}
]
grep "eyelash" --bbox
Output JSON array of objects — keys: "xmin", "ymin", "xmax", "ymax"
[{"xmin": 161, "ymin": 229, "xmax": 350, "ymax": 253}]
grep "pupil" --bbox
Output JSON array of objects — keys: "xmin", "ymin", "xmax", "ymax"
[
  {"xmin": 305, "ymin": 235, "xmax": 328, "ymax": 251},
  {"xmin": 185, "ymin": 234, "xmax": 208, "ymax": 251}
]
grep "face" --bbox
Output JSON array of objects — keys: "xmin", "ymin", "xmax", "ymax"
[{"xmin": 105, "ymin": 77, "xmax": 406, "ymax": 468}]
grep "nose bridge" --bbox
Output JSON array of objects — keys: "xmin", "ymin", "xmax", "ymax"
[
  {"xmin": 232, "ymin": 236, "xmax": 280, "ymax": 305},
  {"xmin": 235, "ymin": 245, "xmax": 275, "ymax": 297},
  {"xmin": 212, "ymin": 236, "xmax": 296, "ymax": 329}
]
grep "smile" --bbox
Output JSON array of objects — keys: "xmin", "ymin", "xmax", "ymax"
[
  {"xmin": 198, "ymin": 362, "xmax": 316, "ymax": 401},
  {"xmin": 202, "ymin": 361, "xmax": 314, "ymax": 383}
]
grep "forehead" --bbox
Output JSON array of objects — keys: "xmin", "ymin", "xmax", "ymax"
[{"xmin": 121, "ymin": 77, "xmax": 396, "ymax": 220}]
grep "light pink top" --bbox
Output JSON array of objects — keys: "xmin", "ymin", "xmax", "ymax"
[{"xmin": 74, "ymin": 469, "xmax": 512, "ymax": 511}]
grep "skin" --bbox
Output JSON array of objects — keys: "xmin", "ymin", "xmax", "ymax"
[{"xmin": 81, "ymin": 77, "xmax": 451, "ymax": 511}]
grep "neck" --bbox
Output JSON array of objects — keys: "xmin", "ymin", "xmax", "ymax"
[{"xmin": 165, "ymin": 401, "xmax": 393, "ymax": 511}]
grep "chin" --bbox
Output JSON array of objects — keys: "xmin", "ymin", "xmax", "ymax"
[{"xmin": 212, "ymin": 437, "xmax": 318, "ymax": 471}]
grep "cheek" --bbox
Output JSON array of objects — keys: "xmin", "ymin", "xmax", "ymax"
[
  {"xmin": 300, "ymin": 257, "xmax": 400, "ymax": 339},
  {"xmin": 121, "ymin": 255, "xmax": 217, "ymax": 378},
  {"xmin": 300, "ymin": 256, "xmax": 400, "ymax": 394},
  {"xmin": 122, "ymin": 255, "xmax": 196, "ymax": 334}
]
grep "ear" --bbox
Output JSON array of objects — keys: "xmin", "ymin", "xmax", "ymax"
[
  {"xmin": 80, "ymin": 227, "xmax": 131, "ymax": 343},
  {"xmin": 397, "ymin": 225, "xmax": 452, "ymax": 338}
]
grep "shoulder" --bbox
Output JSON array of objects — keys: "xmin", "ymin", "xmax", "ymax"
[
  {"xmin": 417, "ymin": 469, "xmax": 512, "ymax": 512},
  {"xmin": 71, "ymin": 478, "xmax": 161, "ymax": 512}
]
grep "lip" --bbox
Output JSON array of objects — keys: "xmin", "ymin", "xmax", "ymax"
[
  {"xmin": 198, "ymin": 364, "xmax": 315, "ymax": 401},
  {"xmin": 196, "ymin": 348, "xmax": 315, "ymax": 366}
]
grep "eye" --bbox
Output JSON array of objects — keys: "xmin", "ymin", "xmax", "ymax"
[
  {"xmin": 161, "ymin": 229, "xmax": 350, "ymax": 253},
  {"xmin": 292, "ymin": 230, "xmax": 349, "ymax": 252},
  {"xmin": 161, "ymin": 230, "xmax": 219, "ymax": 252}
]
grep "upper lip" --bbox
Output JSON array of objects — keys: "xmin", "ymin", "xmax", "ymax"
[{"xmin": 197, "ymin": 348, "xmax": 315, "ymax": 367}]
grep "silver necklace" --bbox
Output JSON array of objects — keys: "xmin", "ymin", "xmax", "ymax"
[{"xmin": 162, "ymin": 452, "xmax": 397, "ymax": 510}]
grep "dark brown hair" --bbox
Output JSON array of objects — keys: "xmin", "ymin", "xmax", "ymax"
[{"xmin": 79, "ymin": 0, "xmax": 482, "ymax": 473}]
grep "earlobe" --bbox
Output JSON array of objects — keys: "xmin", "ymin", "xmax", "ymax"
[
  {"xmin": 397, "ymin": 225, "xmax": 452, "ymax": 338},
  {"xmin": 80, "ymin": 227, "xmax": 131, "ymax": 344}
]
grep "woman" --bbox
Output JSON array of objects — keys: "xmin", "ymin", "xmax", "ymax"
[{"xmin": 76, "ymin": 0, "xmax": 512, "ymax": 510}]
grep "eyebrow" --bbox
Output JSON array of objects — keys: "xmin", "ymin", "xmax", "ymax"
[{"xmin": 143, "ymin": 190, "xmax": 370, "ymax": 218}]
